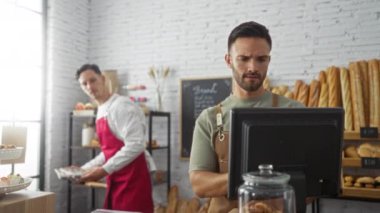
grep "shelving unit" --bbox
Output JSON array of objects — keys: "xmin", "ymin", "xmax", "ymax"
[
  {"xmin": 67, "ymin": 110, "xmax": 171, "ymax": 213},
  {"xmin": 340, "ymin": 131, "xmax": 380, "ymax": 200},
  {"xmin": 67, "ymin": 112, "xmax": 98, "ymax": 213},
  {"xmin": 147, "ymin": 111, "xmax": 171, "ymax": 192}
]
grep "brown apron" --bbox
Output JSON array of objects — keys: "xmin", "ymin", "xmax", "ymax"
[{"xmin": 208, "ymin": 94, "xmax": 279, "ymax": 213}]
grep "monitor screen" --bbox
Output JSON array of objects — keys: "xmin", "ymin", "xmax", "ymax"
[{"xmin": 228, "ymin": 108, "xmax": 344, "ymax": 211}]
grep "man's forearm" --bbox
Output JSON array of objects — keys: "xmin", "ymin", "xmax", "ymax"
[{"xmin": 189, "ymin": 170, "xmax": 228, "ymax": 198}]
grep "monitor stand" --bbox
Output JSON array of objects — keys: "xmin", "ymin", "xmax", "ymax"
[{"xmin": 288, "ymin": 171, "xmax": 307, "ymax": 213}]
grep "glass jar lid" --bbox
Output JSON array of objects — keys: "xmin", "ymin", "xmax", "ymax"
[{"xmin": 242, "ymin": 164, "xmax": 290, "ymax": 185}]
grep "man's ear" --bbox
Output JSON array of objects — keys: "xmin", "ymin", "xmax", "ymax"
[
  {"xmin": 225, "ymin": 53, "xmax": 232, "ymax": 69},
  {"xmin": 100, "ymin": 74, "xmax": 106, "ymax": 83}
]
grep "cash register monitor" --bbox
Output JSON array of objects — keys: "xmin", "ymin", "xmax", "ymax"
[{"xmin": 228, "ymin": 108, "xmax": 343, "ymax": 212}]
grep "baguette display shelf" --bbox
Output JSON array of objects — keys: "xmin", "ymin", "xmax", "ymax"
[
  {"xmin": 341, "ymin": 131, "xmax": 380, "ymax": 200},
  {"xmin": 0, "ymin": 147, "xmax": 32, "ymax": 197}
]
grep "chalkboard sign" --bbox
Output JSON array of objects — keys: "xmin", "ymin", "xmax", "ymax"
[{"xmin": 180, "ymin": 77, "xmax": 232, "ymax": 158}]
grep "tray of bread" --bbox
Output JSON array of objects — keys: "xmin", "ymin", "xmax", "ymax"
[
  {"xmin": 0, "ymin": 145, "xmax": 24, "ymax": 160},
  {"xmin": 0, "ymin": 174, "xmax": 32, "ymax": 195},
  {"xmin": 341, "ymin": 175, "xmax": 380, "ymax": 199}
]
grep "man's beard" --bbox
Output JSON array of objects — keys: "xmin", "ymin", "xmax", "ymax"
[{"xmin": 232, "ymin": 67, "xmax": 265, "ymax": 92}]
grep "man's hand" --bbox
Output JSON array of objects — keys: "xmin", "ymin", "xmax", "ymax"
[{"xmin": 79, "ymin": 166, "xmax": 108, "ymax": 183}]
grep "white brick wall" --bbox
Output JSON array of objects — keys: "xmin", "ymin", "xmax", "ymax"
[
  {"xmin": 47, "ymin": 0, "xmax": 380, "ymax": 212},
  {"xmin": 46, "ymin": 0, "xmax": 90, "ymax": 212}
]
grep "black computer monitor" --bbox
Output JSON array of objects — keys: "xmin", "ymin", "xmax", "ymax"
[{"xmin": 228, "ymin": 108, "xmax": 343, "ymax": 212}]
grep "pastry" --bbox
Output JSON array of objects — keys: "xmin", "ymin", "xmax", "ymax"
[
  {"xmin": 344, "ymin": 182, "xmax": 353, "ymax": 187},
  {"xmin": 344, "ymin": 176, "xmax": 354, "ymax": 182}
]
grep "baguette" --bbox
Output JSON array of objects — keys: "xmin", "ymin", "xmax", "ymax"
[
  {"xmin": 293, "ymin": 80, "xmax": 303, "ymax": 100},
  {"xmin": 359, "ymin": 61, "xmax": 370, "ymax": 126},
  {"xmin": 327, "ymin": 66, "xmax": 342, "ymax": 107},
  {"xmin": 369, "ymin": 59, "xmax": 380, "ymax": 128},
  {"xmin": 349, "ymin": 62, "xmax": 366, "ymax": 131},
  {"xmin": 318, "ymin": 83, "xmax": 329, "ymax": 107},
  {"xmin": 319, "ymin": 70, "xmax": 327, "ymax": 84},
  {"xmin": 308, "ymin": 80, "xmax": 320, "ymax": 107},
  {"xmin": 297, "ymin": 83, "xmax": 309, "ymax": 106},
  {"xmin": 340, "ymin": 67, "xmax": 353, "ymax": 131}
]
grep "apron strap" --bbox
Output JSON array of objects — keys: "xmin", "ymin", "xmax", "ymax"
[{"xmin": 216, "ymin": 104, "xmax": 225, "ymax": 142}]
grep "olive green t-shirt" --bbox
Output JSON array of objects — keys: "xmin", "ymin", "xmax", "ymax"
[{"xmin": 189, "ymin": 91, "xmax": 304, "ymax": 172}]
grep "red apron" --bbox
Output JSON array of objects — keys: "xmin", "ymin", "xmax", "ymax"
[{"xmin": 97, "ymin": 117, "xmax": 153, "ymax": 213}]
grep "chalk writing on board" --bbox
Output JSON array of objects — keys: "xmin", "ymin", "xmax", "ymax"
[{"xmin": 180, "ymin": 77, "xmax": 232, "ymax": 158}]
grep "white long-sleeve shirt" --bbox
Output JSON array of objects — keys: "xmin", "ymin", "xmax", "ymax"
[{"xmin": 81, "ymin": 94, "xmax": 155, "ymax": 174}]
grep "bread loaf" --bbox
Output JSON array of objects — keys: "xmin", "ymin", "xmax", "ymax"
[
  {"xmin": 297, "ymin": 83, "xmax": 309, "ymax": 106},
  {"xmin": 167, "ymin": 185, "xmax": 179, "ymax": 213},
  {"xmin": 319, "ymin": 70, "xmax": 327, "ymax": 84},
  {"xmin": 368, "ymin": 59, "xmax": 380, "ymax": 128},
  {"xmin": 340, "ymin": 67, "xmax": 353, "ymax": 131},
  {"xmin": 308, "ymin": 80, "xmax": 320, "ymax": 107},
  {"xmin": 263, "ymin": 77, "xmax": 271, "ymax": 91},
  {"xmin": 356, "ymin": 176, "xmax": 375, "ymax": 184},
  {"xmin": 318, "ymin": 83, "xmax": 329, "ymax": 107},
  {"xmin": 359, "ymin": 61, "xmax": 370, "ymax": 126},
  {"xmin": 284, "ymin": 91, "xmax": 294, "ymax": 99},
  {"xmin": 349, "ymin": 62, "xmax": 366, "ymax": 131},
  {"xmin": 344, "ymin": 146, "xmax": 359, "ymax": 158},
  {"xmin": 327, "ymin": 66, "xmax": 342, "ymax": 107},
  {"xmin": 188, "ymin": 197, "xmax": 201, "ymax": 212},
  {"xmin": 277, "ymin": 85, "xmax": 288, "ymax": 96},
  {"xmin": 293, "ymin": 80, "xmax": 303, "ymax": 100}
]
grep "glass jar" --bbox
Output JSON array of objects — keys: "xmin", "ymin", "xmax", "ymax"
[{"xmin": 238, "ymin": 164, "xmax": 295, "ymax": 213}]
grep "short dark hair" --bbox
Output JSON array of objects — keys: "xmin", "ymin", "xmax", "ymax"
[
  {"xmin": 76, "ymin": 64, "xmax": 102, "ymax": 80},
  {"xmin": 227, "ymin": 21, "xmax": 272, "ymax": 51}
]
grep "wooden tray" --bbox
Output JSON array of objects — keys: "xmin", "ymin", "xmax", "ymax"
[
  {"xmin": 342, "ymin": 158, "xmax": 361, "ymax": 167},
  {"xmin": 344, "ymin": 131, "xmax": 380, "ymax": 141},
  {"xmin": 341, "ymin": 186, "xmax": 380, "ymax": 199}
]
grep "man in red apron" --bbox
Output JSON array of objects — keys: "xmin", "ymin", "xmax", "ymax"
[{"xmin": 76, "ymin": 64, "xmax": 153, "ymax": 213}]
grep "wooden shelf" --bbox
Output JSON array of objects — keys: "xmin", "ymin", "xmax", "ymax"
[
  {"xmin": 84, "ymin": 181, "xmax": 106, "ymax": 189},
  {"xmin": 341, "ymin": 187, "xmax": 380, "ymax": 200},
  {"xmin": 344, "ymin": 131, "xmax": 380, "ymax": 141},
  {"xmin": 342, "ymin": 158, "xmax": 361, "ymax": 167}
]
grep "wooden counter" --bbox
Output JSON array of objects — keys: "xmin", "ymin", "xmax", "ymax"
[{"xmin": 0, "ymin": 190, "xmax": 55, "ymax": 213}]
